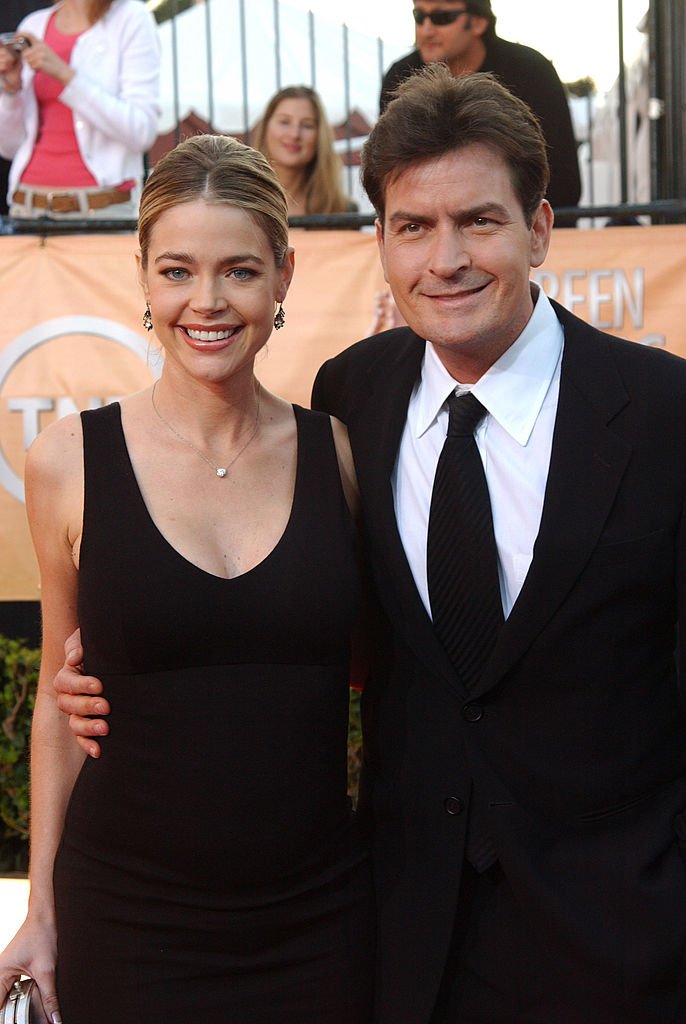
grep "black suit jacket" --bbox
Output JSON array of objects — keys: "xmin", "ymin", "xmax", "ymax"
[{"xmin": 312, "ymin": 300, "xmax": 686, "ymax": 1023}]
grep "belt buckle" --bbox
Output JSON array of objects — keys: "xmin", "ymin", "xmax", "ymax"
[{"xmin": 45, "ymin": 191, "xmax": 77, "ymax": 213}]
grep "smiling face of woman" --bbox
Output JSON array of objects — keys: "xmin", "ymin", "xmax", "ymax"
[
  {"xmin": 139, "ymin": 199, "xmax": 294, "ymax": 390},
  {"xmin": 264, "ymin": 97, "xmax": 319, "ymax": 173}
]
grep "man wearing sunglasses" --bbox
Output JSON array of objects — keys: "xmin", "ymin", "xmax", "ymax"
[{"xmin": 381, "ymin": 1, "xmax": 581, "ymax": 219}]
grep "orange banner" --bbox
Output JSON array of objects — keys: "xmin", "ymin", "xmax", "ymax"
[{"xmin": 1, "ymin": 224, "xmax": 685, "ymax": 600}]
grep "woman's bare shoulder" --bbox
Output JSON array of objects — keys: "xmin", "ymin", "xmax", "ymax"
[
  {"xmin": 25, "ymin": 411, "xmax": 83, "ymax": 486},
  {"xmin": 21, "ymin": 412, "xmax": 85, "ymax": 572}
]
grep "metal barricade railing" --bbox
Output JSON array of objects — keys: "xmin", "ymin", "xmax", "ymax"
[
  {"xmin": 141, "ymin": 0, "xmax": 684, "ymax": 222},
  {"xmin": 2, "ymin": 1, "xmax": 682, "ymax": 224},
  {"xmin": 3, "ymin": 199, "xmax": 686, "ymax": 238}
]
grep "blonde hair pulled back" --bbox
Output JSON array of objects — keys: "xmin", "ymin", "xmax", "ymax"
[{"xmin": 138, "ymin": 134, "xmax": 290, "ymax": 269}]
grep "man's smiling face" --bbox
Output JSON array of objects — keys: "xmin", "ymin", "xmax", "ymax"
[{"xmin": 377, "ymin": 143, "xmax": 553, "ymax": 383}]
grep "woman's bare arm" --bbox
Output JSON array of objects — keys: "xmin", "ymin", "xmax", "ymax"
[{"xmin": 0, "ymin": 415, "xmax": 86, "ymax": 1022}]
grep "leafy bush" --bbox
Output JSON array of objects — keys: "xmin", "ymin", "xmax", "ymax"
[{"xmin": 0, "ymin": 635, "xmax": 40, "ymax": 874}]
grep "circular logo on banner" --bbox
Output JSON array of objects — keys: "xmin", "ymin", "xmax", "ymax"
[{"xmin": 0, "ymin": 316, "xmax": 160, "ymax": 503}]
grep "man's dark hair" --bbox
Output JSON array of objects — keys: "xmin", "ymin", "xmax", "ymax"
[
  {"xmin": 465, "ymin": 0, "xmax": 497, "ymax": 39},
  {"xmin": 362, "ymin": 65, "xmax": 549, "ymax": 227}
]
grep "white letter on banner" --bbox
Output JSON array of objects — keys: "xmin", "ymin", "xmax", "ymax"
[
  {"xmin": 588, "ymin": 270, "xmax": 614, "ymax": 327},
  {"xmin": 615, "ymin": 268, "xmax": 644, "ymax": 329},
  {"xmin": 561, "ymin": 270, "xmax": 586, "ymax": 313},
  {"xmin": 7, "ymin": 397, "xmax": 54, "ymax": 449},
  {"xmin": 533, "ymin": 269, "xmax": 559, "ymax": 299}
]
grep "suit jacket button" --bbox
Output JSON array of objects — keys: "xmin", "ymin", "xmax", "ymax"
[
  {"xmin": 463, "ymin": 703, "xmax": 483, "ymax": 722},
  {"xmin": 444, "ymin": 796, "xmax": 464, "ymax": 815}
]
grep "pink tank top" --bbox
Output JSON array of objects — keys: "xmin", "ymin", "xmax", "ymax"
[{"xmin": 21, "ymin": 13, "xmax": 99, "ymax": 187}]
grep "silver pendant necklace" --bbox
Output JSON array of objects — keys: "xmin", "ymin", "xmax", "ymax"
[{"xmin": 151, "ymin": 380, "xmax": 261, "ymax": 479}]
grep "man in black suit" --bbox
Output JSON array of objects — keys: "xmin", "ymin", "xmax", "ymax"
[
  {"xmin": 57, "ymin": 68, "xmax": 686, "ymax": 1023},
  {"xmin": 312, "ymin": 67, "xmax": 686, "ymax": 1022},
  {"xmin": 381, "ymin": 0, "xmax": 581, "ymax": 217}
]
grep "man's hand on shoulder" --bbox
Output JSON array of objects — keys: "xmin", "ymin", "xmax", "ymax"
[{"xmin": 53, "ymin": 628, "xmax": 109, "ymax": 758}]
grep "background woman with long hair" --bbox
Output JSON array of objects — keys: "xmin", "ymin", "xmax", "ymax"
[{"xmin": 253, "ymin": 84, "xmax": 356, "ymax": 216}]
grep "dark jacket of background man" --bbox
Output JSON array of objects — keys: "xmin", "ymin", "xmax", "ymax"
[{"xmin": 381, "ymin": 24, "xmax": 582, "ymax": 212}]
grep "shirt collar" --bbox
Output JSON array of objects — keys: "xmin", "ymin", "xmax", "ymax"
[{"xmin": 414, "ymin": 287, "xmax": 564, "ymax": 446}]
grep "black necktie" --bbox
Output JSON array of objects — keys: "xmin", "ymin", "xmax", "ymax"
[{"xmin": 427, "ymin": 391, "xmax": 503, "ymax": 688}]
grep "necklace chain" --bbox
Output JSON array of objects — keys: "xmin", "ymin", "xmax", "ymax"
[{"xmin": 151, "ymin": 380, "xmax": 261, "ymax": 479}]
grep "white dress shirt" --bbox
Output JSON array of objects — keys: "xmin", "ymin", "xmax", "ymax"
[{"xmin": 392, "ymin": 287, "xmax": 564, "ymax": 619}]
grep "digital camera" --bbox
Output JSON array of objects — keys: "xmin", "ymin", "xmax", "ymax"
[{"xmin": 0, "ymin": 33, "xmax": 31, "ymax": 54}]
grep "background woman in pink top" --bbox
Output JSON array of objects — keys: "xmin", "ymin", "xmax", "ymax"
[{"xmin": 0, "ymin": 0, "xmax": 160, "ymax": 220}]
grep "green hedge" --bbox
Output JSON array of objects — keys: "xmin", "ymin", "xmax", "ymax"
[
  {"xmin": 0, "ymin": 636, "xmax": 39, "ymax": 873},
  {"xmin": 0, "ymin": 635, "xmax": 363, "ymax": 874}
]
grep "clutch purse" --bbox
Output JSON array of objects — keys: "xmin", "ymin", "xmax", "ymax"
[{"xmin": 0, "ymin": 979, "xmax": 35, "ymax": 1024}]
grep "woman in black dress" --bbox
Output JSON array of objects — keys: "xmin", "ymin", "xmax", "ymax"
[{"xmin": 0, "ymin": 134, "xmax": 374, "ymax": 1024}]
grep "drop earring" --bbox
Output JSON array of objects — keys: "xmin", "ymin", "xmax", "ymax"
[
  {"xmin": 143, "ymin": 303, "xmax": 153, "ymax": 332},
  {"xmin": 273, "ymin": 303, "xmax": 286, "ymax": 330}
]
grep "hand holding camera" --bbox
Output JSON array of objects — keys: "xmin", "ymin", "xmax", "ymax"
[
  {"xmin": 0, "ymin": 34, "xmax": 30, "ymax": 94},
  {"xmin": 0, "ymin": 31, "xmax": 73, "ymax": 93},
  {"xmin": 0, "ymin": 34, "xmax": 32, "ymax": 55}
]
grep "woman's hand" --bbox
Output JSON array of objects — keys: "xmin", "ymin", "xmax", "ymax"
[
  {"xmin": 0, "ymin": 39, "xmax": 22, "ymax": 93},
  {"xmin": 19, "ymin": 32, "xmax": 75, "ymax": 88},
  {"xmin": 0, "ymin": 916, "xmax": 61, "ymax": 1024},
  {"xmin": 53, "ymin": 628, "xmax": 109, "ymax": 759}
]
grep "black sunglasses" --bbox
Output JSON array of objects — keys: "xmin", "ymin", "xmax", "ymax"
[{"xmin": 412, "ymin": 7, "xmax": 469, "ymax": 25}]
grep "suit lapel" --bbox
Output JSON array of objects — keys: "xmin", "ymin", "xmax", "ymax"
[
  {"xmin": 348, "ymin": 307, "xmax": 635, "ymax": 701},
  {"xmin": 474, "ymin": 305, "xmax": 633, "ymax": 698},
  {"xmin": 350, "ymin": 331, "xmax": 462, "ymax": 693}
]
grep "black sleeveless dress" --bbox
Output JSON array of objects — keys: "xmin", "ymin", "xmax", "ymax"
[{"xmin": 53, "ymin": 402, "xmax": 374, "ymax": 1023}]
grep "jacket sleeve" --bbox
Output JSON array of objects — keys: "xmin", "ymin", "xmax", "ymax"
[
  {"xmin": 678, "ymin": 483, "xmax": 686, "ymax": 693},
  {"xmin": 0, "ymin": 11, "xmax": 35, "ymax": 159},
  {"xmin": 59, "ymin": 4, "xmax": 161, "ymax": 153},
  {"xmin": 379, "ymin": 66, "xmax": 397, "ymax": 114},
  {"xmin": 523, "ymin": 52, "xmax": 581, "ymax": 209},
  {"xmin": 379, "ymin": 51, "xmax": 423, "ymax": 114},
  {"xmin": 0, "ymin": 91, "xmax": 27, "ymax": 159},
  {"xmin": 311, "ymin": 360, "xmax": 333, "ymax": 414}
]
